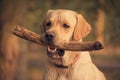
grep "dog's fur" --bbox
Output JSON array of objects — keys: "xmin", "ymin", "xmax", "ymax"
[{"xmin": 41, "ymin": 9, "xmax": 106, "ymax": 80}]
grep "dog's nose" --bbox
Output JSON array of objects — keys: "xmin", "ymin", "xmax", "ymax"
[{"xmin": 45, "ymin": 31, "xmax": 55, "ymax": 41}]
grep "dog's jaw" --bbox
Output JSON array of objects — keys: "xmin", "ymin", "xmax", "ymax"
[
  {"xmin": 47, "ymin": 46, "xmax": 65, "ymax": 59},
  {"xmin": 47, "ymin": 46, "xmax": 80, "ymax": 68}
]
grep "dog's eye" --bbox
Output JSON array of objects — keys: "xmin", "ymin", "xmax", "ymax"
[
  {"xmin": 63, "ymin": 23, "xmax": 70, "ymax": 28},
  {"xmin": 46, "ymin": 22, "xmax": 51, "ymax": 27}
]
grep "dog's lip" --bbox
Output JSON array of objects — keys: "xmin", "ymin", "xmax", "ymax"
[
  {"xmin": 49, "ymin": 46, "xmax": 55, "ymax": 50},
  {"xmin": 48, "ymin": 46, "xmax": 57, "ymax": 52}
]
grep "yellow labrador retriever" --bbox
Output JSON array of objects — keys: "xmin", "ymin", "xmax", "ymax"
[{"xmin": 41, "ymin": 9, "xmax": 106, "ymax": 80}]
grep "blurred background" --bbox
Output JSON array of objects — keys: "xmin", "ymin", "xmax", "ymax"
[{"xmin": 0, "ymin": 0, "xmax": 120, "ymax": 80}]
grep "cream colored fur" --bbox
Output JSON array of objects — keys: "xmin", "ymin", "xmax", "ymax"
[{"xmin": 42, "ymin": 9, "xmax": 106, "ymax": 80}]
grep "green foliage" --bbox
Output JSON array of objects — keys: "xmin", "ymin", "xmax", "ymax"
[
  {"xmin": 104, "ymin": 0, "xmax": 120, "ymax": 46},
  {"xmin": 27, "ymin": 0, "xmax": 120, "ymax": 46},
  {"xmin": 105, "ymin": 14, "xmax": 120, "ymax": 46}
]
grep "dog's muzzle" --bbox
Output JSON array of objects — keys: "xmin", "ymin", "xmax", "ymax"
[{"xmin": 45, "ymin": 31, "xmax": 55, "ymax": 45}]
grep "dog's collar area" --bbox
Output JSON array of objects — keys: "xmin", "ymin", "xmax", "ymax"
[
  {"xmin": 54, "ymin": 64, "xmax": 69, "ymax": 68},
  {"xmin": 70, "ymin": 54, "xmax": 80, "ymax": 66},
  {"xmin": 54, "ymin": 54, "xmax": 80, "ymax": 68}
]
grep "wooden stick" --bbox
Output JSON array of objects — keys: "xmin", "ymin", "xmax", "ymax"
[{"xmin": 11, "ymin": 25, "xmax": 104, "ymax": 51}]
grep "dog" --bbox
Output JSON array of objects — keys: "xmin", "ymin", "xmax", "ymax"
[{"xmin": 41, "ymin": 9, "xmax": 106, "ymax": 80}]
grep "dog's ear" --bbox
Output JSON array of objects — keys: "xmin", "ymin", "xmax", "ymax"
[
  {"xmin": 47, "ymin": 10, "xmax": 54, "ymax": 15},
  {"xmin": 73, "ymin": 14, "xmax": 91, "ymax": 41}
]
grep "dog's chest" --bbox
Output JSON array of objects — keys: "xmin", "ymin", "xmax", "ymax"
[
  {"xmin": 51, "ymin": 67, "xmax": 77, "ymax": 80},
  {"xmin": 57, "ymin": 74, "xmax": 67, "ymax": 80},
  {"xmin": 55, "ymin": 70, "xmax": 80, "ymax": 80}
]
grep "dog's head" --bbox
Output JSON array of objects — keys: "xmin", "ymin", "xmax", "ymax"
[
  {"xmin": 41, "ymin": 9, "xmax": 91, "ymax": 45},
  {"xmin": 41, "ymin": 9, "xmax": 91, "ymax": 67}
]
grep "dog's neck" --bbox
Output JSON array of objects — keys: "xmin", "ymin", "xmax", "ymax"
[
  {"xmin": 54, "ymin": 39, "xmax": 83, "ymax": 68},
  {"xmin": 48, "ymin": 39, "xmax": 92, "ymax": 69},
  {"xmin": 54, "ymin": 53, "xmax": 80, "ymax": 68},
  {"xmin": 64, "ymin": 39, "xmax": 92, "ymax": 67}
]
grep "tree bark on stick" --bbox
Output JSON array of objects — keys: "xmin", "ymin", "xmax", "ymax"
[{"xmin": 12, "ymin": 25, "xmax": 104, "ymax": 51}]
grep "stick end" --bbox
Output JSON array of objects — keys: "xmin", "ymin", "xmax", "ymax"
[
  {"xmin": 10, "ymin": 25, "xmax": 19, "ymax": 34},
  {"xmin": 93, "ymin": 41, "xmax": 104, "ymax": 50}
]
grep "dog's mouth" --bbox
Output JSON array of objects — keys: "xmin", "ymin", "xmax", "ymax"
[
  {"xmin": 48, "ymin": 46, "xmax": 56, "ymax": 50},
  {"xmin": 47, "ymin": 46, "xmax": 80, "ymax": 68},
  {"xmin": 47, "ymin": 46, "xmax": 65, "ymax": 58}
]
